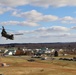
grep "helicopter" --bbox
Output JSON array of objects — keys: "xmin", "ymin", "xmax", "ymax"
[{"xmin": 0, "ymin": 26, "xmax": 23, "ymax": 40}]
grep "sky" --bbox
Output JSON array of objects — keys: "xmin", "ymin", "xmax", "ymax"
[{"xmin": 0, "ymin": 0, "xmax": 76, "ymax": 44}]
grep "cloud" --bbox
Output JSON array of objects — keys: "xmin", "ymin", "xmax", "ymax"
[
  {"xmin": 71, "ymin": 26, "xmax": 76, "ymax": 30},
  {"xmin": 0, "ymin": 6, "xmax": 15, "ymax": 14},
  {"xmin": 60, "ymin": 16, "xmax": 76, "ymax": 24},
  {"xmin": 0, "ymin": 21, "xmax": 39, "ymax": 26},
  {"xmin": 12, "ymin": 10, "xmax": 76, "ymax": 25},
  {"xmin": 12, "ymin": 10, "xmax": 58, "ymax": 22},
  {"xmin": 0, "ymin": 25, "xmax": 75, "ymax": 43},
  {"xmin": 48, "ymin": 26, "xmax": 69, "ymax": 32},
  {"xmin": 61, "ymin": 16, "xmax": 74, "ymax": 21},
  {"xmin": 0, "ymin": 0, "xmax": 76, "ymax": 8},
  {"xmin": 0, "ymin": 0, "xmax": 28, "ymax": 7},
  {"xmin": 18, "ymin": 30, "xmax": 75, "ymax": 42},
  {"xmin": 12, "ymin": 10, "xmax": 43, "ymax": 22},
  {"xmin": 34, "ymin": 26, "xmax": 69, "ymax": 33},
  {"xmin": 19, "ymin": 26, "xmax": 76, "ymax": 42},
  {"xmin": 12, "ymin": 10, "xmax": 76, "ymax": 24},
  {"xmin": 18, "ymin": 26, "xmax": 69, "ymax": 36},
  {"xmin": 30, "ymin": 0, "xmax": 67, "ymax": 8},
  {"xmin": 14, "ymin": 26, "xmax": 70, "ymax": 41},
  {"xmin": 39, "ymin": 33, "xmax": 71, "ymax": 38}
]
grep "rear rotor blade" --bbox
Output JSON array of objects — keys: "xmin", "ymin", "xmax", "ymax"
[{"xmin": 14, "ymin": 33, "xmax": 23, "ymax": 35}]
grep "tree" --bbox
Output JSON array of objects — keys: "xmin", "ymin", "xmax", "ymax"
[{"xmin": 54, "ymin": 51, "xmax": 58, "ymax": 57}]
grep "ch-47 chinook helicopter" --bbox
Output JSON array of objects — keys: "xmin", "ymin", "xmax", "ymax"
[{"xmin": 0, "ymin": 26, "xmax": 23, "ymax": 40}]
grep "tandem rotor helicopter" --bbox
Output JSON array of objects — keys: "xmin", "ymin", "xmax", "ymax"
[{"xmin": 0, "ymin": 26, "xmax": 23, "ymax": 40}]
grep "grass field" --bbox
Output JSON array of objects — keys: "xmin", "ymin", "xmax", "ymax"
[{"xmin": 0, "ymin": 55, "xmax": 76, "ymax": 75}]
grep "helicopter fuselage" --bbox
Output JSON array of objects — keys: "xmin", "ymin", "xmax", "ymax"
[
  {"xmin": 1, "ymin": 27, "xmax": 14, "ymax": 40},
  {"xmin": 1, "ymin": 33, "xmax": 14, "ymax": 40}
]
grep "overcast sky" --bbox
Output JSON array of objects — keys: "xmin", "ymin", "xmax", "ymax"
[{"xmin": 0, "ymin": 0, "xmax": 76, "ymax": 44}]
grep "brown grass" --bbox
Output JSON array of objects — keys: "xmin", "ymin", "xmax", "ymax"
[{"xmin": 0, "ymin": 56, "xmax": 76, "ymax": 75}]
